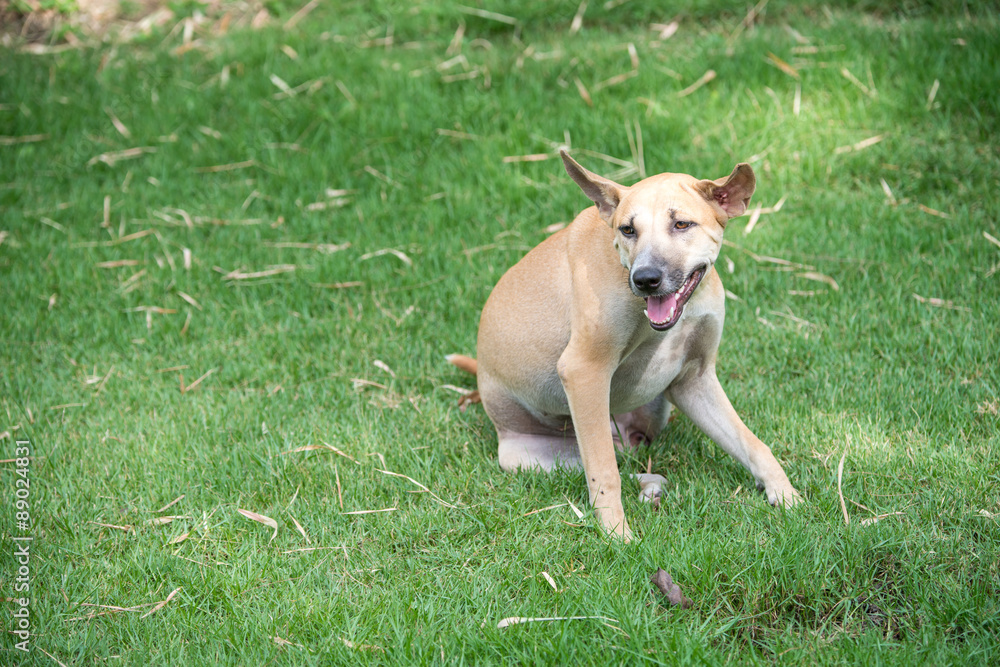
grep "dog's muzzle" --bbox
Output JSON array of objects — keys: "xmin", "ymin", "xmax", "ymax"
[{"xmin": 635, "ymin": 266, "xmax": 706, "ymax": 331}]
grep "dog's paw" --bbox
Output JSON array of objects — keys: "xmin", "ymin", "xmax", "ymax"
[
  {"xmin": 595, "ymin": 506, "xmax": 633, "ymax": 543},
  {"xmin": 765, "ymin": 484, "xmax": 802, "ymax": 509},
  {"xmin": 633, "ymin": 473, "xmax": 667, "ymax": 503}
]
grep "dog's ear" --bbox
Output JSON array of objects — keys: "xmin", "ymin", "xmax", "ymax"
[
  {"xmin": 698, "ymin": 163, "xmax": 756, "ymax": 221},
  {"xmin": 560, "ymin": 149, "xmax": 624, "ymax": 224}
]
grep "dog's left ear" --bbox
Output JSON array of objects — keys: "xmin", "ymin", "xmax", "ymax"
[
  {"xmin": 560, "ymin": 149, "xmax": 625, "ymax": 225},
  {"xmin": 698, "ymin": 163, "xmax": 756, "ymax": 221}
]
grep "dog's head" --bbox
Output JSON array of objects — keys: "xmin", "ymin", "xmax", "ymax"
[{"xmin": 560, "ymin": 149, "xmax": 754, "ymax": 331}]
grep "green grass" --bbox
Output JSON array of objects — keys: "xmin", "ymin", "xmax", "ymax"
[{"xmin": 2, "ymin": 1, "xmax": 999, "ymax": 664}]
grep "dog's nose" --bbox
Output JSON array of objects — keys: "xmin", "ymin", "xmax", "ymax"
[{"xmin": 631, "ymin": 267, "xmax": 662, "ymax": 292}]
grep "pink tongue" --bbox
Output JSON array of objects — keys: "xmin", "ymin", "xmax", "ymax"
[{"xmin": 646, "ymin": 293, "xmax": 680, "ymax": 323}]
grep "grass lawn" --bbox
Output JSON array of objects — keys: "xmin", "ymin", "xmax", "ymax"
[{"xmin": 2, "ymin": 0, "xmax": 999, "ymax": 663}]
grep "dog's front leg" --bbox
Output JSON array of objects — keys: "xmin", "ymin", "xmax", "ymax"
[
  {"xmin": 557, "ymin": 346, "xmax": 632, "ymax": 541},
  {"xmin": 667, "ymin": 368, "xmax": 801, "ymax": 508}
]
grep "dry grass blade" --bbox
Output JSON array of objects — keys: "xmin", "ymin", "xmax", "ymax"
[
  {"xmin": 766, "ymin": 52, "xmax": 800, "ymax": 79},
  {"xmin": 840, "ymin": 67, "xmax": 876, "ymax": 98},
  {"xmin": 376, "ymin": 468, "xmax": 459, "ymax": 509},
  {"xmin": 181, "ymin": 367, "xmax": 216, "ymax": 393},
  {"xmin": 983, "ymin": 231, "xmax": 1000, "ymax": 250},
  {"xmin": 522, "ymin": 503, "xmax": 568, "ymax": 517},
  {"xmin": 837, "ymin": 449, "xmax": 849, "ymax": 526},
  {"xmin": 541, "ymin": 571, "xmax": 559, "ymax": 591},
  {"xmin": 283, "ymin": 545, "xmax": 349, "ymax": 556},
  {"xmin": 574, "ymin": 77, "xmax": 593, "ymax": 107},
  {"xmin": 113, "ymin": 229, "xmax": 156, "ymax": 244},
  {"xmin": 457, "ymin": 6, "xmax": 518, "ymax": 25},
  {"xmin": 149, "ymin": 515, "xmax": 191, "ymax": 526},
  {"xmin": 360, "ymin": 248, "xmax": 412, "ymax": 265},
  {"xmin": 834, "ymin": 134, "xmax": 884, "ymax": 155},
  {"xmin": 796, "ymin": 271, "xmax": 840, "ymax": 291},
  {"xmin": 341, "ymin": 638, "xmax": 384, "ymax": 651},
  {"xmin": 0, "ymin": 134, "xmax": 49, "ymax": 145},
  {"xmin": 105, "ymin": 107, "xmax": 131, "ymax": 138},
  {"xmin": 912, "ymin": 293, "xmax": 970, "ymax": 312},
  {"xmin": 742, "ymin": 202, "xmax": 763, "ymax": 235},
  {"xmin": 89, "ymin": 521, "xmax": 133, "ymax": 532},
  {"xmin": 373, "ymin": 360, "xmax": 396, "ymax": 378},
  {"xmin": 594, "ymin": 70, "xmax": 637, "ymax": 92},
  {"xmin": 677, "ymin": 69, "xmax": 716, "ymax": 97},
  {"xmin": 237, "ymin": 508, "xmax": 279, "ymax": 541},
  {"xmin": 322, "ymin": 441, "xmax": 359, "ymax": 463},
  {"xmin": 651, "ymin": 21, "xmax": 679, "ymax": 40},
  {"xmin": 269, "ymin": 73, "xmax": 293, "ymax": 94},
  {"xmin": 153, "ymin": 493, "xmax": 186, "ymax": 514},
  {"xmin": 437, "ymin": 128, "xmax": 480, "ymax": 140},
  {"xmin": 880, "ymin": 178, "xmax": 897, "ymax": 205},
  {"xmin": 284, "ymin": 0, "xmax": 320, "ymax": 30},
  {"xmin": 195, "ymin": 159, "xmax": 258, "ymax": 173},
  {"xmin": 926, "ymin": 79, "xmax": 940, "ymax": 110},
  {"xmin": 87, "ymin": 146, "xmax": 157, "ymax": 167},
  {"xmin": 570, "ymin": 1, "xmax": 587, "ymax": 34},
  {"xmin": 502, "ymin": 153, "xmax": 553, "ymax": 163},
  {"xmin": 264, "ymin": 241, "xmax": 350, "ymax": 254},
  {"xmin": 176, "ymin": 291, "xmax": 202, "ymax": 310},
  {"xmin": 447, "ymin": 21, "xmax": 466, "ymax": 55},
  {"xmin": 139, "ymin": 587, "xmax": 182, "ymax": 618},
  {"xmin": 35, "ymin": 646, "xmax": 68, "ymax": 667},
  {"xmin": 97, "ymin": 259, "xmax": 141, "ymax": 270},
  {"xmin": 498, "ymin": 615, "xmax": 618, "ymax": 629},
  {"xmin": 860, "ymin": 511, "xmax": 904, "ymax": 526},
  {"xmin": 564, "ymin": 497, "xmax": 585, "ymax": 519},
  {"xmin": 918, "ymin": 204, "xmax": 950, "ymax": 219},
  {"xmin": 336, "ymin": 80, "xmax": 358, "ymax": 106},
  {"xmin": 222, "ymin": 264, "xmax": 297, "ymax": 280},
  {"xmin": 271, "ymin": 635, "xmax": 303, "ymax": 648},
  {"xmin": 311, "ymin": 281, "xmax": 364, "ymax": 289},
  {"xmin": 722, "ymin": 240, "xmax": 815, "ymax": 270},
  {"xmin": 289, "ymin": 514, "xmax": 310, "ymax": 544},
  {"xmin": 342, "ymin": 507, "xmax": 397, "ymax": 515}
]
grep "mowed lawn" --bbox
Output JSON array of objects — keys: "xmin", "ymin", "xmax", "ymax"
[{"xmin": 1, "ymin": 1, "xmax": 999, "ymax": 664}]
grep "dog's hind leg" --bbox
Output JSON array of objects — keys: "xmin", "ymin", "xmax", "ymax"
[
  {"xmin": 612, "ymin": 394, "xmax": 673, "ymax": 448},
  {"xmin": 497, "ymin": 431, "xmax": 582, "ymax": 472}
]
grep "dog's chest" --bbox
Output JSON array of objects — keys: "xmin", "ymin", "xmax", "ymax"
[{"xmin": 608, "ymin": 330, "xmax": 690, "ymax": 413}]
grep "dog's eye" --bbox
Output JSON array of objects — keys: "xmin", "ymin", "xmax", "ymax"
[
  {"xmin": 674, "ymin": 220, "xmax": 695, "ymax": 230},
  {"xmin": 618, "ymin": 224, "xmax": 636, "ymax": 237}
]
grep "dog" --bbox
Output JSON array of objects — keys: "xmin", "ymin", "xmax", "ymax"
[{"xmin": 449, "ymin": 149, "xmax": 801, "ymax": 541}]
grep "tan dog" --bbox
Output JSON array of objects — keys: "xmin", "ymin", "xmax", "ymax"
[{"xmin": 450, "ymin": 149, "xmax": 801, "ymax": 541}]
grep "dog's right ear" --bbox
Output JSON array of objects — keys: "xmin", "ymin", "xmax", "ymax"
[{"xmin": 560, "ymin": 149, "xmax": 624, "ymax": 225}]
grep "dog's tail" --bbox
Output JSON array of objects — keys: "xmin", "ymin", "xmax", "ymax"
[
  {"xmin": 445, "ymin": 354, "xmax": 478, "ymax": 376},
  {"xmin": 445, "ymin": 354, "xmax": 480, "ymax": 409}
]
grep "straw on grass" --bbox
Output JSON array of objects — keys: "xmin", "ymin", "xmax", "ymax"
[
  {"xmin": 837, "ymin": 449, "xmax": 849, "ymax": 525},
  {"xmin": 497, "ymin": 615, "xmax": 618, "ymax": 629},
  {"xmin": 139, "ymin": 587, "xmax": 182, "ymax": 618},
  {"xmin": 237, "ymin": 508, "xmax": 278, "ymax": 541},
  {"xmin": 677, "ymin": 69, "xmax": 716, "ymax": 97}
]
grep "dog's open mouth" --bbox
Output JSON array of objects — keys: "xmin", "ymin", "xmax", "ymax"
[{"xmin": 643, "ymin": 267, "xmax": 705, "ymax": 331}]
